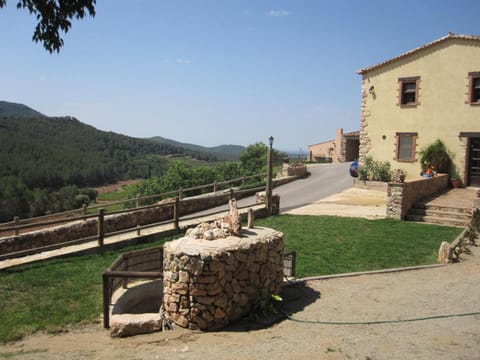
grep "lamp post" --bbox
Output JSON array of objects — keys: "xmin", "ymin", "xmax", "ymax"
[{"xmin": 266, "ymin": 136, "xmax": 274, "ymax": 216}]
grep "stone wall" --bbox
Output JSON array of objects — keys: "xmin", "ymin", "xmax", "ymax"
[
  {"xmin": 162, "ymin": 227, "xmax": 284, "ymax": 330},
  {"xmin": 0, "ymin": 192, "xmax": 280, "ymax": 256},
  {"xmin": 277, "ymin": 163, "xmax": 307, "ymax": 179},
  {"xmin": 387, "ymin": 174, "xmax": 449, "ymax": 219},
  {"xmin": 286, "ymin": 164, "xmax": 307, "ymax": 178},
  {"xmin": 359, "ymin": 80, "xmax": 372, "ymax": 164},
  {"xmin": 0, "ymin": 200, "xmax": 174, "ymax": 255}
]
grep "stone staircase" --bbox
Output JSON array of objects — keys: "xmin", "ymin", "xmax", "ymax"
[{"xmin": 406, "ymin": 198, "xmax": 472, "ymax": 227}]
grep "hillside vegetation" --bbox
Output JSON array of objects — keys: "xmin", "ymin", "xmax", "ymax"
[
  {"xmin": 150, "ymin": 136, "xmax": 245, "ymax": 161},
  {"xmin": 0, "ymin": 115, "xmax": 220, "ymax": 188},
  {"xmin": 0, "ymin": 100, "xmax": 46, "ymax": 118},
  {"xmin": 0, "ymin": 101, "xmax": 247, "ymax": 222}
]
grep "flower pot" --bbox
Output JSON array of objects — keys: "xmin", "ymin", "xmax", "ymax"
[{"xmin": 451, "ymin": 179, "xmax": 462, "ymax": 188}]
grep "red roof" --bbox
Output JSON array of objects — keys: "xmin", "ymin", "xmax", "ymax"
[{"xmin": 357, "ymin": 33, "xmax": 480, "ymax": 75}]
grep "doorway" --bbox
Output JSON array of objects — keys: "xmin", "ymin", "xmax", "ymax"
[{"xmin": 468, "ymin": 138, "xmax": 480, "ymax": 186}]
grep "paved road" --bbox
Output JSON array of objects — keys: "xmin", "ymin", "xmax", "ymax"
[
  {"xmin": 239, "ymin": 162, "xmax": 354, "ymax": 212},
  {"xmin": 185, "ymin": 162, "xmax": 354, "ymax": 219},
  {"xmin": 274, "ymin": 162, "xmax": 353, "ymax": 212}
]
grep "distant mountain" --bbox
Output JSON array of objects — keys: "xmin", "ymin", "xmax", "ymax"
[
  {"xmin": 0, "ymin": 101, "xmax": 224, "ymax": 189},
  {"xmin": 150, "ymin": 136, "xmax": 245, "ymax": 161},
  {"xmin": 0, "ymin": 100, "xmax": 46, "ymax": 118}
]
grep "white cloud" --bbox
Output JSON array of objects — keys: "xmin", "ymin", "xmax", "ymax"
[
  {"xmin": 266, "ymin": 10, "xmax": 291, "ymax": 17},
  {"xmin": 176, "ymin": 58, "xmax": 193, "ymax": 65}
]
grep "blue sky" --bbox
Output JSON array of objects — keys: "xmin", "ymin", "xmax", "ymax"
[{"xmin": 1, "ymin": 1, "xmax": 479, "ymax": 152}]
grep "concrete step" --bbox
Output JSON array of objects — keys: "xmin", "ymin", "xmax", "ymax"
[
  {"xmin": 412, "ymin": 203, "xmax": 472, "ymax": 216},
  {"xmin": 407, "ymin": 201, "xmax": 471, "ymax": 227},
  {"xmin": 408, "ymin": 207, "xmax": 472, "ymax": 220},
  {"xmin": 405, "ymin": 214, "xmax": 470, "ymax": 227}
]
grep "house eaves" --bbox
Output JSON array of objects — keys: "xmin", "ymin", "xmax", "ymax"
[
  {"xmin": 344, "ymin": 130, "xmax": 360, "ymax": 138},
  {"xmin": 357, "ymin": 33, "xmax": 480, "ymax": 75}
]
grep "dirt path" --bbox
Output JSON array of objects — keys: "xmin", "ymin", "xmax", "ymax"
[
  {"xmin": 2, "ymin": 246, "xmax": 479, "ymax": 360},
  {"xmin": 95, "ymin": 180, "xmax": 141, "ymax": 194}
]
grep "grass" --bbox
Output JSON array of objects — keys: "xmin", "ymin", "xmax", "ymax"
[
  {"xmin": 96, "ymin": 181, "xmax": 138, "ymax": 203},
  {"xmin": 256, "ymin": 215, "xmax": 461, "ymax": 277},
  {"xmin": 96, "ymin": 189, "xmax": 130, "ymax": 202},
  {"xmin": 0, "ymin": 235, "xmax": 175, "ymax": 343},
  {"xmin": 0, "ymin": 215, "xmax": 461, "ymax": 343}
]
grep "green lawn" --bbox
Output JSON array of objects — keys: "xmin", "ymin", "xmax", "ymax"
[
  {"xmin": 256, "ymin": 215, "xmax": 461, "ymax": 277},
  {"xmin": 0, "ymin": 215, "xmax": 461, "ymax": 343}
]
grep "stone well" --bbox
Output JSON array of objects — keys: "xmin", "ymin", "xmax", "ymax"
[{"xmin": 162, "ymin": 227, "xmax": 284, "ymax": 330}]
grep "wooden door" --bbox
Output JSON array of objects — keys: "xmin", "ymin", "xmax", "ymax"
[{"xmin": 468, "ymin": 138, "xmax": 480, "ymax": 186}]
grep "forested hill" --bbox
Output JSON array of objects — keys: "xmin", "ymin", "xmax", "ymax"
[
  {"xmin": 0, "ymin": 100, "xmax": 46, "ymax": 118},
  {"xmin": 150, "ymin": 136, "xmax": 245, "ymax": 161},
  {"xmin": 0, "ymin": 112, "xmax": 219, "ymax": 189}
]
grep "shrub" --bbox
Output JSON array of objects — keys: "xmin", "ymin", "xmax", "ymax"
[
  {"xmin": 419, "ymin": 139, "xmax": 452, "ymax": 174},
  {"xmin": 358, "ymin": 156, "xmax": 392, "ymax": 182}
]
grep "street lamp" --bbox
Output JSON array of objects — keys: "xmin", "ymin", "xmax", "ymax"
[{"xmin": 266, "ymin": 136, "xmax": 274, "ymax": 216}]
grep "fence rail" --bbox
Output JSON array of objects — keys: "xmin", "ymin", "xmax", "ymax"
[
  {"xmin": 102, "ymin": 246, "xmax": 164, "ymax": 328},
  {"xmin": 0, "ymin": 172, "xmax": 267, "ymax": 230},
  {"xmin": 0, "ymin": 184, "xmax": 267, "ymax": 261}
]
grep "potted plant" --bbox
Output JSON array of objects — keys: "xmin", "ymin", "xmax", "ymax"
[{"xmin": 450, "ymin": 173, "xmax": 463, "ymax": 188}]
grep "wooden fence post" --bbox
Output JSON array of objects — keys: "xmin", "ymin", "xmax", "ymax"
[
  {"xmin": 98, "ymin": 208, "xmax": 105, "ymax": 248},
  {"xmin": 13, "ymin": 216, "xmax": 19, "ymax": 236},
  {"xmin": 213, "ymin": 181, "xmax": 218, "ymax": 193},
  {"xmin": 102, "ymin": 273, "xmax": 110, "ymax": 329},
  {"xmin": 179, "ymin": 187, "xmax": 183, "ymax": 200},
  {"xmin": 174, "ymin": 197, "xmax": 179, "ymax": 230},
  {"xmin": 248, "ymin": 208, "xmax": 255, "ymax": 228}
]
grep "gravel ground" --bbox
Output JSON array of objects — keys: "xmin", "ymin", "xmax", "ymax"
[{"xmin": 1, "ymin": 246, "xmax": 479, "ymax": 360}]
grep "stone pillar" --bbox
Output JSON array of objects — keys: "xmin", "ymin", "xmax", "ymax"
[
  {"xmin": 359, "ymin": 78, "xmax": 372, "ymax": 165},
  {"xmin": 386, "ymin": 183, "xmax": 404, "ymax": 219},
  {"xmin": 335, "ymin": 128, "xmax": 346, "ymax": 163}
]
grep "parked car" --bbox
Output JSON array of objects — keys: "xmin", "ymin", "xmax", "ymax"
[{"xmin": 349, "ymin": 160, "xmax": 359, "ymax": 177}]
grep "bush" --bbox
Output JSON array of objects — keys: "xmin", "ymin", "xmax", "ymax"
[
  {"xmin": 358, "ymin": 156, "xmax": 392, "ymax": 182},
  {"xmin": 419, "ymin": 139, "xmax": 452, "ymax": 174}
]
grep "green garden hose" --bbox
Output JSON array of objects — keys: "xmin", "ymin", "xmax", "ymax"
[{"xmin": 283, "ymin": 311, "xmax": 480, "ymax": 325}]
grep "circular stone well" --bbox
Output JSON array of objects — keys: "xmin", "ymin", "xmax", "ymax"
[{"xmin": 162, "ymin": 226, "xmax": 284, "ymax": 330}]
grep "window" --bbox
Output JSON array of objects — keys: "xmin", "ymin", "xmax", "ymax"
[
  {"xmin": 396, "ymin": 132, "xmax": 417, "ymax": 162},
  {"xmin": 398, "ymin": 77, "xmax": 420, "ymax": 106},
  {"xmin": 469, "ymin": 72, "xmax": 480, "ymax": 104}
]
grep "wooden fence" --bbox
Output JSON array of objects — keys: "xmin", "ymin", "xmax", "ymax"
[
  {"xmin": 0, "ymin": 184, "xmax": 269, "ymax": 261},
  {"xmin": 102, "ymin": 246, "xmax": 164, "ymax": 329},
  {"xmin": 0, "ymin": 173, "xmax": 266, "ymax": 233}
]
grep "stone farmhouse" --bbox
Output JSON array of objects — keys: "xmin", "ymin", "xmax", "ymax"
[
  {"xmin": 357, "ymin": 33, "xmax": 480, "ymax": 185},
  {"xmin": 307, "ymin": 128, "xmax": 359, "ymax": 163}
]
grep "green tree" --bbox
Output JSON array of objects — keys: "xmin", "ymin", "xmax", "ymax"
[
  {"xmin": 0, "ymin": 176, "xmax": 31, "ymax": 222},
  {"xmin": 0, "ymin": 0, "xmax": 96, "ymax": 53},
  {"xmin": 239, "ymin": 142, "xmax": 269, "ymax": 175},
  {"xmin": 158, "ymin": 161, "xmax": 194, "ymax": 193},
  {"xmin": 29, "ymin": 188, "xmax": 49, "ymax": 217},
  {"xmin": 239, "ymin": 142, "xmax": 285, "ymax": 176},
  {"xmin": 215, "ymin": 162, "xmax": 242, "ymax": 181}
]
